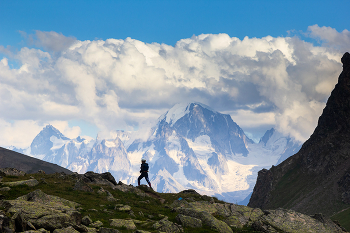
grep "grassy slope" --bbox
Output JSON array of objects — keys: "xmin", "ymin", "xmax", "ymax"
[{"xmin": 0, "ymin": 173, "xmax": 260, "ymax": 233}]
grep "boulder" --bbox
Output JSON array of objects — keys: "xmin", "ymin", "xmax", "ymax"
[
  {"xmin": 82, "ymin": 172, "xmax": 117, "ymax": 187},
  {"xmin": 73, "ymin": 179, "xmax": 94, "ymax": 192},
  {"xmin": 153, "ymin": 218, "xmax": 183, "ymax": 233},
  {"xmin": 224, "ymin": 204, "xmax": 263, "ymax": 228},
  {"xmin": 175, "ymin": 207, "xmax": 232, "ymax": 233},
  {"xmin": 2, "ymin": 179, "xmax": 39, "ymax": 187},
  {"xmin": 90, "ymin": 220, "xmax": 103, "ymax": 228},
  {"xmin": 175, "ymin": 214, "xmax": 202, "ymax": 228},
  {"xmin": 115, "ymin": 204, "xmax": 131, "ymax": 211},
  {"xmin": 1, "ymin": 190, "xmax": 81, "ymax": 231},
  {"xmin": 109, "ymin": 219, "xmax": 136, "ymax": 230},
  {"xmin": 82, "ymin": 216, "xmax": 93, "ymax": 226},
  {"xmin": 52, "ymin": 226, "xmax": 79, "ymax": 233},
  {"xmin": 99, "ymin": 227, "xmax": 120, "ymax": 233},
  {"xmin": 252, "ymin": 208, "xmax": 345, "ymax": 233},
  {"xmin": 0, "ymin": 187, "xmax": 11, "ymax": 192}
]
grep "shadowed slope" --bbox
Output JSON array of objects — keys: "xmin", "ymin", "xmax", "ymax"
[
  {"xmin": 248, "ymin": 52, "xmax": 350, "ymax": 216},
  {"xmin": 0, "ymin": 147, "xmax": 72, "ymax": 174}
]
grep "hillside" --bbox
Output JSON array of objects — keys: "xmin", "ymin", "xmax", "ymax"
[
  {"xmin": 248, "ymin": 52, "xmax": 350, "ymax": 217},
  {"xmin": 0, "ymin": 147, "xmax": 72, "ymax": 174},
  {"xmin": 0, "ymin": 170, "xmax": 346, "ymax": 232}
]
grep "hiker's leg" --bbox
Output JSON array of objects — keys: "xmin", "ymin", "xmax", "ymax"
[
  {"xmin": 137, "ymin": 174, "xmax": 142, "ymax": 186},
  {"xmin": 145, "ymin": 173, "xmax": 151, "ymax": 188}
]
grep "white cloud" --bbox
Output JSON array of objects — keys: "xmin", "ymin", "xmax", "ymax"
[
  {"xmin": 0, "ymin": 27, "xmax": 348, "ymax": 147},
  {"xmin": 308, "ymin": 25, "xmax": 350, "ymax": 52}
]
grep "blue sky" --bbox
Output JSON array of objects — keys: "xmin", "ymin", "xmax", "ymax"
[
  {"xmin": 1, "ymin": 1, "xmax": 348, "ymax": 47},
  {"xmin": 0, "ymin": 0, "xmax": 349, "ymax": 147}
]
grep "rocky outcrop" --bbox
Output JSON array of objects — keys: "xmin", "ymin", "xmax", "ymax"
[
  {"xmin": 0, "ymin": 167, "xmax": 26, "ymax": 176},
  {"xmin": 152, "ymin": 217, "xmax": 183, "ymax": 233},
  {"xmin": 0, "ymin": 190, "xmax": 81, "ymax": 232},
  {"xmin": 170, "ymin": 199, "xmax": 345, "ymax": 233},
  {"xmin": 248, "ymin": 52, "xmax": 350, "ymax": 216},
  {"xmin": 252, "ymin": 209, "xmax": 344, "ymax": 233}
]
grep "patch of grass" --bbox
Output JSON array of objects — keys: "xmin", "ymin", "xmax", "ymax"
[{"xmin": 331, "ymin": 207, "xmax": 350, "ymax": 231}]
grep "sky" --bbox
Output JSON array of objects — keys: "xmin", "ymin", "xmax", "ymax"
[{"xmin": 0, "ymin": 0, "xmax": 349, "ymax": 147}]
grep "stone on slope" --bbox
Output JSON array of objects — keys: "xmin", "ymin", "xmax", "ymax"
[
  {"xmin": 82, "ymin": 216, "xmax": 93, "ymax": 226},
  {"xmin": 52, "ymin": 226, "xmax": 79, "ymax": 233},
  {"xmin": 3, "ymin": 179, "xmax": 39, "ymax": 187},
  {"xmin": 175, "ymin": 214, "xmax": 202, "ymax": 228},
  {"xmin": 109, "ymin": 219, "xmax": 136, "ymax": 230},
  {"xmin": 73, "ymin": 179, "xmax": 94, "ymax": 192},
  {"xmin": 252, "ymin": 208, "xmax": 345, "ymax": 233},
  {"xmin": 0, "ymin": 168, "xmax": 26, "ymax": 176},
  {"xmin": 152, "ymin": 217, "xmax": 183, "ymax": 233},
  {"xmin": 98, "ymin": 227, "xmax": 120, "ymax": 233},
  {"xmin": 1, "ymin": 190, "xmax": 81, "ymax": 231},
  {"xmin": 82, "ymin": 171, "xmax": 117, "ymax": 186}
]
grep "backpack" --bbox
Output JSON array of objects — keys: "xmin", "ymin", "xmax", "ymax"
[{"xmin": 141, "ymin": 163, "xmax": 149, "ymax": 172}]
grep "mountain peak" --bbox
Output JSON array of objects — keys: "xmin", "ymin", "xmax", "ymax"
[
  {"xmin": 30, "ymin": 125, "xmax": 69, "ymax": 156},
  {"xmin": 259, "ymin": 128, "xmax": 275, "ymax": 145},
  {"xmin": 160, "ymin": 102, "xmax": 215, "ymax": 126}
]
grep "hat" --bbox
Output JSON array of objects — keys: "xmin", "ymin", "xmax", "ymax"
[{"xmin": 141, "ymin": 159, "xmax": 146, "ymax": 162}]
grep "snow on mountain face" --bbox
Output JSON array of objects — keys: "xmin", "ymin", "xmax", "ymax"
[
  {"xmin": 11, "ymin": 103, "xmax": 303, "ymax": 204},
  {"xmin": 30, "ymin": 125, "xmax": 70, "ymax": 159}
]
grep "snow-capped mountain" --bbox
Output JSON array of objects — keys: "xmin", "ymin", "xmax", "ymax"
[{"xmin": 9, "ymin": 103, "xmax": 302, "ymax": 203}]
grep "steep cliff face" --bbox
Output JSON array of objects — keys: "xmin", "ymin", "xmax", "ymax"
[{"xmin": 248, "ymin": 52, "xmax": 350, "ymax": 216}]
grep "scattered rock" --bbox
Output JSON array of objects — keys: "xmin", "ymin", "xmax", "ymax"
[
  {"xmin": 115, "ymin": 205, "xmax": 131, "ymax": 211},
  {"xmin": 82, "ymin": 171, "xmax": 117, "ymax": 187},
  {"xmin": 73, "ymin": 179, "xmax": 94, "ymax": 192},
  {"xmin": 134, "ymin": 230, "xmax": 152, "ymax": 233},
  {"xmin": 99, "ymin": 227, "xmax": 120, "ymax": 233},
  {"xmin": 176, "ymin": 214, "xmax": 202, "ymax": 228},
  {"xmin": 0, "ymin": 168, "xmax": 26, "ymax": 176},
  {"xmin": 175, "ymin": 207, "xmax": 232, "ymax": 233},
  {"xmin": 252, "ymin": 208, "xmax": 345, "ymax": 233},
  {"xmin": 179, "ymin": 189, "xmax": 200, "ymax": 195},
  {"xmin": 82, "ymin": 216, "xmax": 93, "ymax": 226},
  {"xmin": 153, "ymin": 217, "xmax": 183, "ymax": 233},
  {"xmin": 3, "ymin": 179, "xmax": 39, "ymax": 187},
  {"xmin": 2, "ymin": 189, "xmax": 81, "ymax": 231},
  {"xmin": 52, "ymin": 226, "xmax": 79, "ymax": 233},
  {"xmin": 109, "ymin": 219, "xmax": 136, "ymax": 230},
  {"xmin": 106, "ymin": 191, "xmax": 116, "ymax": 202},
  {"xmin": 90, "ymin": 220, "xmax": 103, "ymax": 228}
]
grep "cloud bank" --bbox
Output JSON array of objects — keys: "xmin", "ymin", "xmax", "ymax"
[{"xmin": 0, "ymin": 25, "xmax": 349, "ymax": 147}]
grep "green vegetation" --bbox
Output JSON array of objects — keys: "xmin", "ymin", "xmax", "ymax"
[{"xmin": 331, "ymin": 207, "xmax": 350, "ymax": 231}]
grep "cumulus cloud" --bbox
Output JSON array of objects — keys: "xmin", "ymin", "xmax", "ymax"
[
  {"xmin": 308, "ymin": 24, "xmax": 350, "ymax": 52},
  {"xmin": 21, "ymin": 30, "xmax": 76, "ymax": 52},
  {"xmin": 0, "ymin": 27, "xmax": 348, "ymax": 147}
]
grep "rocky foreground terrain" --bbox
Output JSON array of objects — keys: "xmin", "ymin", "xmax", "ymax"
[{"xmin": 0, "ymin": 168, "xmax": 347, "ymax": 233}]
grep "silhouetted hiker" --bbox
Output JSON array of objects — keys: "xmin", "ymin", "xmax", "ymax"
[{"xmin": 138, "ymin": 159, "xmax": 151, "ymax": 188}]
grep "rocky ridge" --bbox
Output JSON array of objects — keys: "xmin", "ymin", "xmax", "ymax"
[
  {"xmin": 0, "ymin": 168, "xmax": 346, "ymax": 232},
  {"xmin": 248, "ymin": 52, "xmax": 350, "ymax": 216}
]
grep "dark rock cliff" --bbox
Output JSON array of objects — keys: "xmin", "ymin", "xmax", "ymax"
[{"xmin": 248, "ymin": 52, "xmax": 350, "ymax": 216}]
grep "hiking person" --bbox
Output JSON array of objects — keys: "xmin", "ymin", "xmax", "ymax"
[{"xmin": 138, "ymin": 159, "xmax": 151, "ymax": 188}]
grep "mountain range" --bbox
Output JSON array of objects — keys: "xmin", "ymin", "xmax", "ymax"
[{"xmin": 8, "ymin": 102, "xmax": 301, "ymax": 203}]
